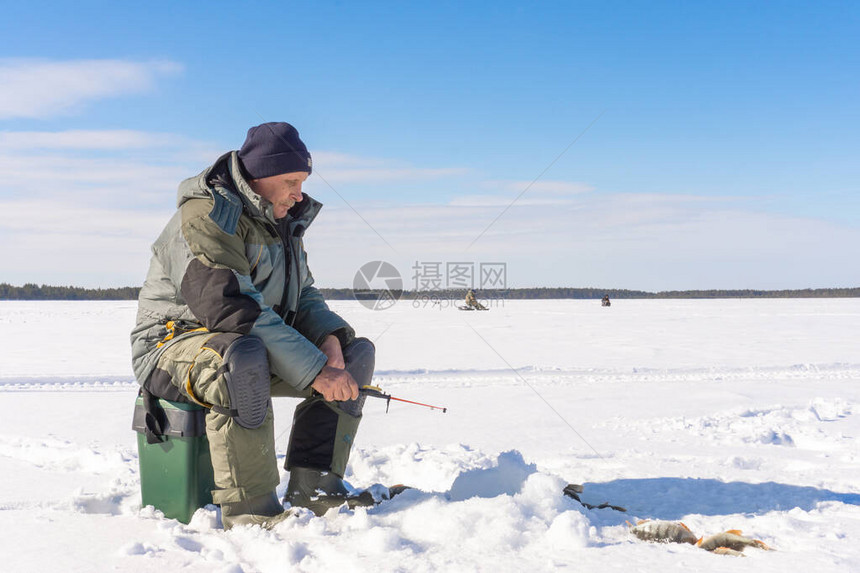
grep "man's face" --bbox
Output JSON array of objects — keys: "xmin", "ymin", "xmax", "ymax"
[{"xmin": 248, "ymin": 171, "xmax": 309, "ymax": 219}]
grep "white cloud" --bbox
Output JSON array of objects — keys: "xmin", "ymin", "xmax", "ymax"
[
  {"xmin": 0, "ymin": 198, "xmax": 172, "ymax": 288},
  {"xmin": 0, "ymin": 129, "xmax": 221, "ymax": 209},
  {"xmin": 1, "ymin": 131, "xmax": 855, "ymax": 291},
  {"xmin": 483, "ymin": 179, "xmax": 594, "ymax": 195},
  {"xmin": 0, "ymin": 199, "xmax": 171, "ymax": 236},
  {"xmin": 3, "ymin": 190, "xmax": 857, "ymax": 290},
  {"xmin": 0, "ymin": 59, "xmax": 182, "ymax": 119},
  {"xmin": 300, "ymin": 194, "xmax": 860, "ymax": 291},
  {"xmin": 0, "ymin": 132, "xmax": 468, "ymax": 216},
  {"xmin": 319, "ymin": 166, "xmax": 469, "ymax": 184},
  {"xmin": 0, "ymin": 129, "xmax": 182, "ymax": 150},
  {"xmin": 0, "ymin": 152, "xmax": 188, "ymax": 204},
  {"xmin": 310, "ymin": 150, "xmax": 469, "ymax": 184},
  {"xmin": 311, "ymin": 151, "xmax": 383, "ymax": 167},
  {"xmin": 450, "ymin": 179, "xmax": 594, "ymax": 207}
]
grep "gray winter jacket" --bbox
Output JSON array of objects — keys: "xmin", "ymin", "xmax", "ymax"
[{"xmin": 130, "ymin": 151, "xmax": 354, "ymax": 399}]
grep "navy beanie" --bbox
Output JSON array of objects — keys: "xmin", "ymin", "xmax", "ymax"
[{"xmin": 238, "ymin": 122, "xmax": 312, "ymax": 179}]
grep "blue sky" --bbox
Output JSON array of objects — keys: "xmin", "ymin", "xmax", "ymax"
[{"xmin": 0, "ymin": 1, "xmax": 857, "ymax": 290}]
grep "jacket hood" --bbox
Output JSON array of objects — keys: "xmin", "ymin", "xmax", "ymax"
[{"xmin": 176, "ymin": 151, "xmax": 322, "ymax": 228}]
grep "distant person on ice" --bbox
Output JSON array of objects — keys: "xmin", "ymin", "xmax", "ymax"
[
  {"xmin": 465, "ymin": 289, "xmax": 478, "ymax": 308},
  {"xmin": 465, "ymin": 289, "xmax": 487, "ymax": 310},
  {"xmin": 131, "ymin": 122, "xmax": 376, "ymax": 528},
  {"xmin": 602, "ymin": 295, "xmax": 611, "ymax": 307}
]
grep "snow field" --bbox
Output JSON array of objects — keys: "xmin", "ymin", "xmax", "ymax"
[{"xmin": 0, "ymin": 299, "xmax": 858, "ymax": 572}]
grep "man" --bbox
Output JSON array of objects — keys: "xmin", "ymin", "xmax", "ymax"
[
  {"xmin": 131, "ymin": 122, "xmax": 374, "ymax": 528},
  {"xmin": 465, "ymin": 289, "xmax": 478, "ymax": 309},
  {"xmin": 464, "ymin": 289, "xmax": 486, "ymax": 310}
]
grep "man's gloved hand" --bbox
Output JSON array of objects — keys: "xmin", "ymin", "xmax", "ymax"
[{"xmin": 311, "ymin": 365, "xmax": 359, "ymax": 402}]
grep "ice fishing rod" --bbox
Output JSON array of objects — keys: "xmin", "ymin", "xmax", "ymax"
[{"xmin": 360, "ymin": 385, "xmax": 447, "ymax": 413}]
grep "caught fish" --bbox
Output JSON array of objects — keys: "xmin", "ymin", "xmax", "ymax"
[
  {"xmin": 712, "ymin": 547, "xmax": 746, "ymax": 557},
  {"xmin": 629, "ymin": 520, "xmax": 775, "ymax": 557},
  {"xmin": 697, "ymin": 530, "xmax": 773, "ymax": 553},
  {"xmin": 628, "ymin": 520, "xmax": 698, "ymax": 545}
]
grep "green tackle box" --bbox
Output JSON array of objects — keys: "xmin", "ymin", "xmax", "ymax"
[{"xmin": 132, "ymin": 396, "xmax": 215, "ymax": 524}]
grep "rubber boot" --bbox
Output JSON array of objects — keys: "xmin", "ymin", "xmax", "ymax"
[
  {"xmin": 220, "ymin": 491, "xmax": 292, "ymax": 530},
  {"xmin": 285, "ymin": 466, "xmax": 348, "ymax": 516},
  {"xmin": 285, "ymin": 467, "xmax": 375, "ymax": 516},
  {"xmin": 283, "ymin": 339, "xmax": 376, "ymax": 517}
]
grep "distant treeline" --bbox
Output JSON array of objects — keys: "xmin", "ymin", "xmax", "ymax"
[
  {"xmin": 374, "ymin": 287, "xmax": 860, "ymax": 300},
  {"xmin": 0, "ymin": 283, "xmax": 141, "ymax": 300},
  {"xmin": 2, "ymin": 283, "xmax": 859, "ymax": 301}
]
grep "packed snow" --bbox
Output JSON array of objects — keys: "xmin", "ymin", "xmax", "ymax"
[{"xmin": 1, "ymin": 298, "xmax": 858, "ymax": 572}]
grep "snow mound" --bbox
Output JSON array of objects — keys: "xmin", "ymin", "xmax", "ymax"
[{"xmin": 448, "ymin": 450, "xmax": 537, "ymax": 501}]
